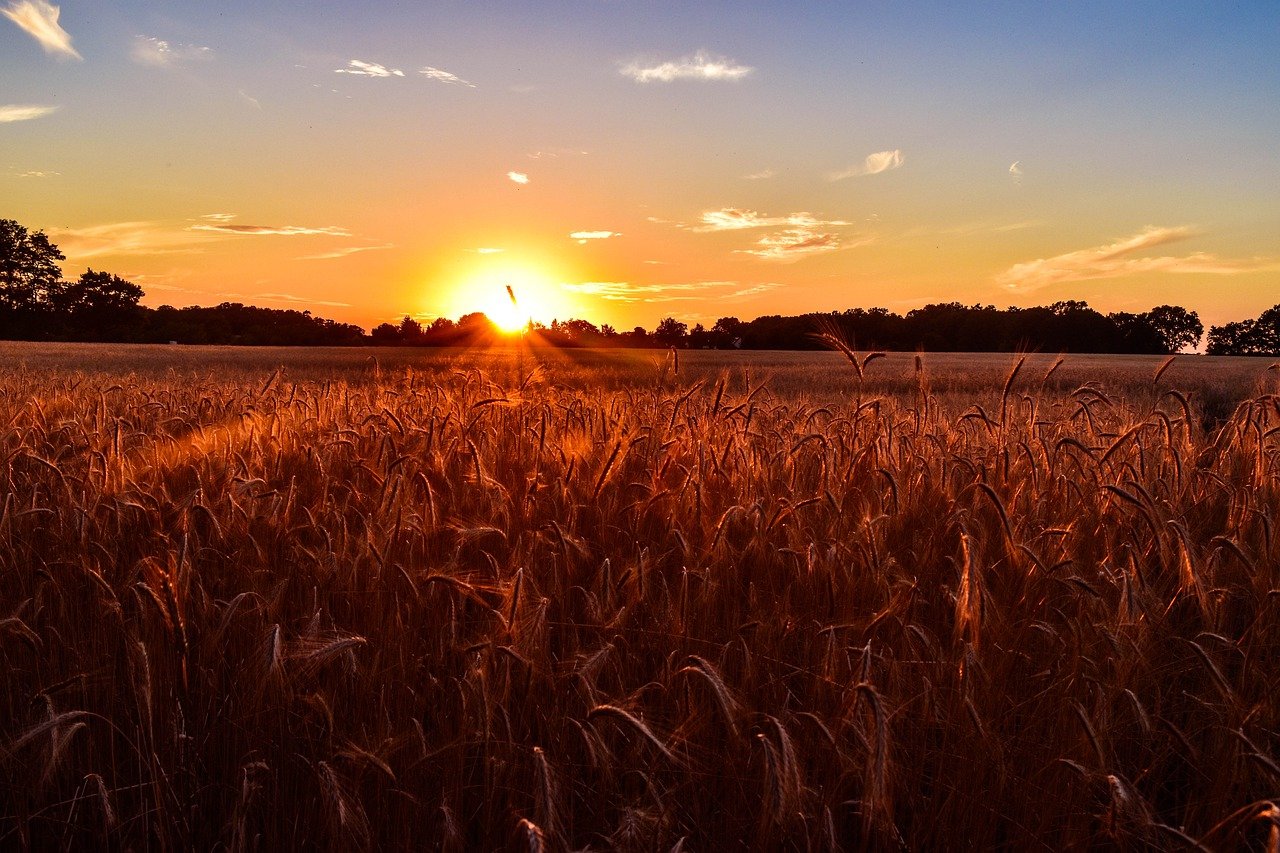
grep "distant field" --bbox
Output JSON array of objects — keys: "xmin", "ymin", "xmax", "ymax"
[
  {"xmin": 3, "ymin": 340, "xmax": 1277, "ymax": 411},
  {"xmin": 2, "ymin": 341, "xmax": 1278, "ymax": 849}
]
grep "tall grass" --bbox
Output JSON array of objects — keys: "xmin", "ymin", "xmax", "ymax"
[{"xmin": 1, "ymin": 345, "xmax": 1278, "ymax": 849}]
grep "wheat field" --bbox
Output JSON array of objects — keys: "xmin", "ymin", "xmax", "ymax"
[{"xmin": 1, "ymin": 342, "xmax": 1278, "ymax": 850}]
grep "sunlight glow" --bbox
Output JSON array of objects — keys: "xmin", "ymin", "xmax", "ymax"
[{"xmin": 442, "ymin": 260, "xmax": 582, "ymax": 333}]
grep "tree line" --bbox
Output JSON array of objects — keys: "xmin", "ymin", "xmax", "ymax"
[{"xmin": 4, "ymin": 218, "xmax": 1278, "ymax": 354}]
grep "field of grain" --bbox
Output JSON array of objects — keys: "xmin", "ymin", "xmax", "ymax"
[{"xmin": 2, "ymin": 342, "xmax": 1278, "ymax": 849}]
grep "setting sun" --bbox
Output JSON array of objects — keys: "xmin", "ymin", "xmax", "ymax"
[{"xmin": 440, "ymin": 259, "xmax": 581, "ymax": 332}]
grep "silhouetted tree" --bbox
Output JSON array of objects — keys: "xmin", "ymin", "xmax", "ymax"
[
  {"xmin": 1206, "ymin": 306, "xmax": 1280, "ymax": 355},
  {"xmin": 710, "ymin": 317, "xmax": 745, "ymax": 349},
  {"xmin": 371, "ymin": 323, "xmax": 401, "ymax": 345},
  {"xmin": 0, "ymin": 219, "xmax": 63, "ymax": 311},
  {"xmin": 654, "ymin": 317, "xmax": 689, "ymax": 347},
  {"xmin": 1143, "ymin": 305, "xmax": 1203, "ymax": 352},
  {"xmin": 398, "ymin": 316, "xmax": 426, "ymax": 344}
]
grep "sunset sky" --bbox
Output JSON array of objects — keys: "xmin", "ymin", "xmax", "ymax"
[{"xmin": 4, "ymin": 1, "xmax": 1278, "ymax": 332}]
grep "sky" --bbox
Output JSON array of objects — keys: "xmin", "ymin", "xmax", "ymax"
[{"xmin": 3, "ymin": 1, "xmax": 1278, "ymax": 333}]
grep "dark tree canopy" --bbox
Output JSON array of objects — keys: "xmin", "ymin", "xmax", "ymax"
[
  {"xmin": 0, "ymin": 219, "xmax": 64, "ymax": 311},
  {"xmin": 1206, "ymin": 306, "xmax": 1280, "ymax": 356}
]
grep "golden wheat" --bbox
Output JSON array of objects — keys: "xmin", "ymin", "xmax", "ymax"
[{"xmin": 0, "ymin": 343, "xmax": 1277, "ymax": 849}]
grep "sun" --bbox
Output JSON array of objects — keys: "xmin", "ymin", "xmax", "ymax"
[
  {"xmin": 479, "ymin": 284, "xmax": 531, "ymax": 333},
  {"xmin": 441, "ymin": 259, "xmax": 581, "ymax": 333}
]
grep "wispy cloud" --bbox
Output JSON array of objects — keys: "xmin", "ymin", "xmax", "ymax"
[
  {"xmin": 743, "ymin": 169, "xmax": 775, "ymax": 180},
  {"xmin": 188, "ymin": 223, "xmax": 350, "ymax": 236},
  {"xmin": 238, "ymin": 90, "xmax": 261, "ymax": 110},
  {"xmin": 562, "ymin": 280, "xmax": 778, "ymax": 303},
  {"xmin": 570, "ymin": 230, "xmax": 619, "ymax": 243},
  {"xmin": 997, "ymin": 225, "xmax": 1280, "ymax": 291},
  {"xmin": 298, "ymin": 244, "xmax": 393, "ymax": 261},
  {"xmin": 14, "ymin": 169, "xmax": 59, "ymax": 177},
  {"xmin": 420, "ymin": 66, "xmax": 475, "ymax": 87},
  {"xmin": 131, "ymin": 35, "xmax": 212, "ymax": 67},
  {"xmin": 255, "ymin": 292, "xmax": 352, "ymax": 308},
  {"xmin": 727, "ymin": 283, "xmax": 782, "ymax": 298},
  {"xmin": 2, "ymin": 1, "xmax": 79, "ymax": 60},
  {"xmin": 507, "ymin": 171, "xmax": 529, "ymax": 185},
  {"xmin": 0, "ymin": 103, "xmax": 59, "ymax": 123},
  {"xmin": 693, "ymin": 208, "xmax": 849, "ymax": 232},
  {"xmin": 621, "ymin": 50, "xmax": 752, "ymax": 83},
  {"xmin": 470, "ymin": 247, "xmax": 505, "ymax": 254},
  {"xmin": 335, "ymin": 59, "xmax": 403, "ymax": 78},
  {"xmin": 902, "ymin": 220, "xmax": 1042, "ymax": 239},
  {"xmin": 737, "ymin": 228, "xmax": 845, "ymax": 261},
  {"xmin": 1009, "ymin": 160, "xmax": 1023, "ymax": 177},
  {"xmin": 828, "ymin": 149, "xmax": 904, "ymax": 181},
  {"xmin": 52, "ymin": 221, "xmax": 207, "ymax": 259}
]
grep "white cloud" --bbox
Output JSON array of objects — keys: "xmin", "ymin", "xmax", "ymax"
[
  {"xmin": 298, "ymin": 244, "xmax": 394, "ymax": 261},
  {"xmin": 2, "ymin": 1, "xmax": 79, "ymax": 60},
  {"xmin": 996, "ymin": 226, "xmax": 1280, "ymax": 291},
  {"xmin": 14, "ymin": 169, "xmax": 59, "ymax": 177},
  {"xmin": 570, "ymin": 230, "xmax": 619, "ymax": 243},
  {"xmin": 131, "ymin": 35, "xmax": 212, "ymax": 67},
  {"xmin": 621, "ymin": 50, "xmax": 752, "ymax": 83},
  {"xmin": 335, "ymin": 59, "xmax": 403, "ymax": 78},
  {"xmin": 255, "ymin": 292, "xmax": 352, "ymax": 308},
  {"xmin": 828, "ymin": 149, "xmax": 904, "ymax": 181},
  {"xmin": 52, "ymin": 221, "xmax": 207, "ymax": 259},
  {"xmin": 1009, "ymin": 160, "xmax": 1023, "ymax": 176},
  {"xmin": 737, "ymin": 228, "xmax": 845, "ymax": 261},
  {"xmin": 507, "ymin": 171, "xmax": 529, "ymax": 185},
  {"xmin": 471, "ymin": 247, "xmax": 505, "ymax": 254},
  {"xmin": 743, "ymin": 169, "xmax": 775, "ymax": 180},
  {"xmin": 188, "ymin": 223, "xmax": 350, "ymax": 236},
  {"xmin": 692, "ymin": 208, "xmax": 849, "ymax": 232},
  {"xmin": 561, "ymin": 280, "xmax": 777, "ymax": 303},
  {"xmin": 420, "ymin": 66, "xmax": 475, "ymax": 87},
  {"xmin": 0, "ymin": 103, "xmax": 59, "ymax": 122},
  {"xmin": 238, "ymin": 90, "xmax": 261, "ymax": 110}
]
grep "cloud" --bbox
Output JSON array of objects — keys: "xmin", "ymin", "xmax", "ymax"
[
  {"xmin": 621, "ymin": 50, "xmax": 752, "ymax": 83},
  {"xmin": 507, "ymin": 171, "xmax": 529, "ymax": 185},
  {"xmin": 188, "ymin": 223, "xmax": 350, "ymax": 236},
  {"xmin": 298, "ymin": 244, "xmax": 394, "ymax": 261},
  {"xmin": 238, "ymin": 90, "xmax": 261, "ymax": 110},
  {"xmin": 2, "ymin": 1, "xmax": 79, "ymax": 59},
  {"xmin": 471, "ymin": 247, "xmax": 504, "ymax": 254},
  {"xmin": 996, "ymin": 225, "xmax": 1280, "ymax": 291},
  {"xmin": 692, "ymin": 208, "xmax": 849, "ymax": 232},
  {"xmin": 570, "ymin": 231, "xmax": 619, "ymax": 243},
  {"xmin": 737, "ymin": 228, "xmax": 843, "ymax": 261},
  {"xmin": 335, "ymin": 59, "xmax": 403, "ymax": 78},
  {"xmin": 743, "ymin": 169, "xmax": 775, "ymax": 180},
  {"xmin": 828, "ymin": 149, "xmax": 904, "ymax": 181},
  {"xmin": 131, "ymin": 35, "xmax": 212, "ymax": 67},
  {"xmin": 420, "ymin": 66, "xmax": 475, "ymax": 87},
  {"xmin": 1009, "ymin": 160, "xmax": 1022, "ymax": 176},
  {"xmin": 14, "ymin": 169, "xmax": 59, "ymax": 177},
  {"xmin": 200, "ymin": 213, "xmax": 236, "ymax": 222},
  {"xmin": 561, "ymin": 280, "xmax": 777, "ymax": 303},
  {"xmin": 254, "ymin": 292, "xmax": 352, "ymax": 308},
  {"xmin": 0, "ymin": 103, "xmax": 58, "ymax": 122},
  {"xmin": 52, "ymin": 221, "xmax": 207, "ymax": 259},
  {"xmin": 727, "ymin": 283, "xmax": 782, "ymax": 298}
]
